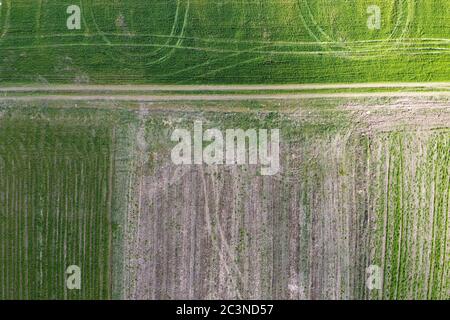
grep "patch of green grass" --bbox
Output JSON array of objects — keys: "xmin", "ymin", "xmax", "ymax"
[
  {"xmin": 371, "ymin": 130, "xmax": 450, "ymax": 300},
  {"xmin": 0, "ymin": 108, "xmax": 115, "ymax": 299},
  {"xmin": 0, "ymin": 0, "xmax": 449, "ymax": 84}
]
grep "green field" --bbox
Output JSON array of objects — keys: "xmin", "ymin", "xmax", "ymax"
[
  {"xmin": 0, "ymin": 107, "xmax": 116, "ymax": 299},
  {"xmin": 0, "ymin": 0, "xmax": 449, "ymax": 84}
]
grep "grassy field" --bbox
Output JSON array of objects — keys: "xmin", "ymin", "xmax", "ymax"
[
  {"xmin": 0, "ymin": 106, "xmax": 116, "ymax": 299},
  {"xmin": 368, "ymin": 130, "xmax": 449, "ymax": 300},
  {"xmin": 0, "ymin": 0, "xmax": 449, "ymax": 84}
]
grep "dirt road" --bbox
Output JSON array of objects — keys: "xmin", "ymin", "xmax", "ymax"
[
  {"xmin": 0, "ymin": 91, "xmax": 450, "ymax": 102},
  {"xmin": 1, "ymin": 82, "xmax": 450, "ymax": 92}
]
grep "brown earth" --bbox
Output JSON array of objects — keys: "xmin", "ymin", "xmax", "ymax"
[{"xmin": 115, "ymin": 97, "xmax": 449, "ymax": 300}]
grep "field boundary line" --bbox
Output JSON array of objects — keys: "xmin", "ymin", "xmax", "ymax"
[
  {"xmin": 1, "ymin": 91, "xmax": 450, "ymax": 102},
  {"xmin": 1, "ymin": 82, "xmax": 450, "ymax": 92}
]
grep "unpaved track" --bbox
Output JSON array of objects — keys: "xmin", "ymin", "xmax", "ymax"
[
  {"xmin": 1, "ymin": 82, "xmax": 450, "ymax": 92},
  {"xmin": 1, "ymin": 83, "xmax": 449, "ymax": 102},
  {"xmin": 1, "ymin": 92, "xmax": 450, "ymax": 102}
]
